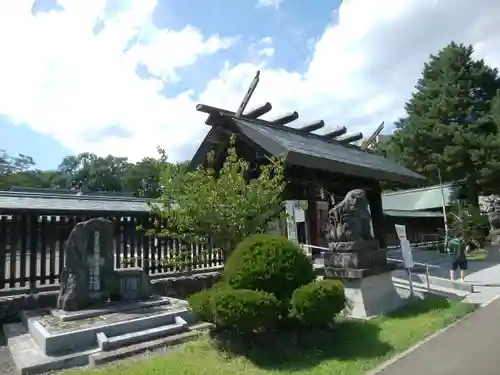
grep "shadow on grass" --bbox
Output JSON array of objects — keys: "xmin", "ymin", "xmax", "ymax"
[
  {"xmin": 384, "ymin": 297, "xmax": 451, "ymax": 319},
  {"xmin": 208, "ymin": 320, "xmax": 392, "ymax": 371}
]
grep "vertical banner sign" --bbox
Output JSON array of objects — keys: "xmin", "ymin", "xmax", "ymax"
[
  {"xmin": 285, "ymin": 201, "xmax": 299, "ymax": 244},
  {"xmin": 395, "ymin": 224, "xmax": 414, "ymax": 269}
]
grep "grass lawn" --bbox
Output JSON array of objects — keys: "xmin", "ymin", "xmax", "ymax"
[
  {"xmin": 467, "ymin": 250, "xmax": 488, "ymax": 261},
  {"xmin": 65, "ymin": 298, "xmax": 476, "ymax": 375}
]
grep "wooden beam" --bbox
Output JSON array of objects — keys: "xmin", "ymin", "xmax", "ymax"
[
  {"xmin": 306, "ymin": 185, "xmax": 319, "ymax": 247},
  {"xmin": 197, "ymin": 103, "xmax": 271, "ymax": 125},
  {"xmin": 367, "ymin": 183, "xmax": 386, "ymax": 249},
  {"xmin": 244, "ymin": 102, "xmax": 272, "ymax": 118},
  {"xmin": 322, "ymin": 126, "xmax": 347, "ymax": 139},
  {"xmin": 297, "ymin": 120, "xmax": 325, "ymax": 133},
  {"xmin": 361, "ymin": 121, "xmax": 384, "ymax": 150},
  {"xmin": 338, "ymin": 132, "xmax": 363, "ymax": 144},
  {"xmin": 235, "ymin": 70, "xmax": 260, "ymax": 117},
  {"xmin": 270, "ymin": 111, "xmax": 299, "ymax": 126}
]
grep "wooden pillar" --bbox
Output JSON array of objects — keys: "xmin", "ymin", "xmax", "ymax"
[
  {"xmin": 367, "ymin": 183, "xmax": 387, "ymax": 249},
  {"xmin": 306, "ymin": 185, "xmax": 319, "ymax": 248}
]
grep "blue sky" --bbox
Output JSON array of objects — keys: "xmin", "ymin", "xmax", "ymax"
[
  {"xmin": 1, "ymin": 0, "xmax": 498, "ymax": 171},
  {"xmin": 2, "ymin": 0, "xmax": 340, "ymax": 170}
]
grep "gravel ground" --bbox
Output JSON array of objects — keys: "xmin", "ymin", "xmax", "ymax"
[{"xmin": 0, "ymin": 333, "xmax": 15, "ymax": 375}]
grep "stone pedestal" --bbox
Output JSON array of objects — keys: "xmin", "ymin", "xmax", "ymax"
[
  {"xmin": 340, "ymin": 272, "xmax": 405, "ymax": 319},
  {"xmin": 324, "ymin": 240, "xmax": 391, "ymax": 279},
  {"xmin": 324, "ymin": 240, "xmax": 405, "ymax": 319}
]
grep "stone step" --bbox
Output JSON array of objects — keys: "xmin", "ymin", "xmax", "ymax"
[
  {"xmin": 89, "ymin": 328, "xmax": 201, "ymax": 367},
  {"xmin": 96, "ymin": 316, "xmax": 188, "ymax": 351}
]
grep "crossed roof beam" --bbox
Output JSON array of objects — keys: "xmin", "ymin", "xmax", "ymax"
[{"xmin": 196, "ymin": 102, "xmax": 364, "ymax": 146}]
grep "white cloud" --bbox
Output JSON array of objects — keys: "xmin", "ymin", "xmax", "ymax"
[
  {"xmin": 1, "ymin": 0, "xmax": 500, "ymax": 165},
  {"xmin": 0, "ymin": 0, "xmax": 235, "ymax": 162},
  {"xmin": 256, "ymin": 0, "xmax": 284, "ymax": 10},
  {"xmin": 248, "ymin": 36, "xmax": 275, "ymax": 62},
  {"xmin": 201, "ymin": 0, "xmax": 500, "ymax": 137}
]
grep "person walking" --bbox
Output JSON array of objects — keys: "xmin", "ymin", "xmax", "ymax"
[{"xmin": 448, "ymin": 232, "xmax": 468, "ymax": 282}]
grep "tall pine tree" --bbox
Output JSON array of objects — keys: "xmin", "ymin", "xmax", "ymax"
[{"xmin": 387, "ymin": 42, "xmax": 500, "ymax": 206}]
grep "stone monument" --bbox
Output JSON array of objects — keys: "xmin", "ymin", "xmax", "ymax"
[
  {"xmin": 323, "ymin": 189, "xmax": 403, "ymax": 318},
  {"xmin": 58, "ymin": 218, "xmax": 120, "ymax": 311},
  {"xmin": 57, "ymin": 218, "xmax": 156, "ymax": 310}
]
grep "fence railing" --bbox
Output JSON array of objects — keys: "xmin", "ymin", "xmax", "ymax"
[{"xmin": 0, "ymin": 213, "xmax": 224, "ymax": 292}]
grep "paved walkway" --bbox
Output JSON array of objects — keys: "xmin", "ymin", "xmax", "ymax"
[
  {"xmin": 462, "ymin": 262, "xmax": 500, "ymax": 304},
  {"xmin": 387, "ymin": 247, "xmax": 500, "ymax": 304},
  {"xmin": 372, "ymin": 296, "xmax": 500, "ymax": 375}
]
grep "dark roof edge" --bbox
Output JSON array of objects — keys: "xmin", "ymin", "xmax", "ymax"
[{"xmin": 0, "ymin": 191, "xmax": 151, "ymax": 203}]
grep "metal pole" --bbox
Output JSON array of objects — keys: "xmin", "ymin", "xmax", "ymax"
[
  {"xmin": 425, "ymin": 263, "xmax": 430, "ymax": 292},
  {"xmin": 437, "ymin": 163, "xmax": 449, "ymax": 251},
  {"xmin": 408, "ymin": 268, "xmax": 414, "ymax": 297}
]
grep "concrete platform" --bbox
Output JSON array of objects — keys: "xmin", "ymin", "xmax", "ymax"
[
  {"xmin": 4, "ymin": 296, "xmax": 197, "ymax": 375},
  {"xmin": 22, "ymin": 297, "xmax": 190, "ymax": 356},
  {"xmin": 4, "ymin": 322, "xmax": 100, "ymax": 375}
]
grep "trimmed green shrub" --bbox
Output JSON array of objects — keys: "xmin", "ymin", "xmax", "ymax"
[
  {"xmin": 290, "ymin": 279, "xmax": 346, "ymax": 327},
  {"xmin": 224, "ymin": 235, "xmax": 315, "ymax": 301},
  {"xmin": 212, "ymin": 288, "xmax": 281, "ymax": 333},
  {"xmin": 188, "ymin": 288, "xmax": 217, "ymax": 322}
]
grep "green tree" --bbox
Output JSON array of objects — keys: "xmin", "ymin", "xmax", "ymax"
[
  {"xmin": 448, "ymin": 200, "xmax": 489, "ymax": 249},
  {"xmin": 0, "ymin": 150, "xmax": 37, "ymax": 189},
  {"xmin": 147, "ymin": 136, "xmax": 287, "ymax": 258},
  {"xmin": 56, "ymin": 152, "xmax": 170, "ymax": 196},
  {"xmin": 57, "ymin": 153, "xmax": 132, "ymax": 192},
  {"xmin": 383, "ymin": 42, "xmax": 500, "ymax": 206}
]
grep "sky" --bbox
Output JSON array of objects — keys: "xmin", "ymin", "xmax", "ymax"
[{"xmin": 1, "ymin": 0, "xmax": 500, "ymax": 170}]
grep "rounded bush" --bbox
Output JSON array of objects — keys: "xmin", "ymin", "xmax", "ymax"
[
  {"xmin": 212, "ymin": 288, "xmax": 280, "ymax": 333},
  {"xmin": 290, "ymin": 279, "xmax": 346, "ymax": 327},
  {"xmin": 224, "ymin": 235, "xmax": 315, "ymax": 301},
  {"xmin": 188, "ymin": 288, "xmax": 217, "ymax": 322}
]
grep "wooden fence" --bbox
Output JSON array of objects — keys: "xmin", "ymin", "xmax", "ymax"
[{"xmin": 0, "ymin": 213, "xmax": 224, "ymax": 292}]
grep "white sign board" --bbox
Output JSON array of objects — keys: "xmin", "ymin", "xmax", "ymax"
[
  {"xmin": 395, "ymin": 224, "xmax": 414, "ymax": 268},
  {"xmin": 294, "ymin": 208, "xmax": 305, "ymax": 223},
  {"xmin": 394, "ymin": 224, "xmax": 407, "ymax": 240},
  {"xmin": 285, "ymin": 201, "xmax": 299, "ymax": 243}
]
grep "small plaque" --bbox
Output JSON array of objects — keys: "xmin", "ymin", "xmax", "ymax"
[{"xmin": 115, "ymin": 267, "xmax": 150, "ymax": 301}]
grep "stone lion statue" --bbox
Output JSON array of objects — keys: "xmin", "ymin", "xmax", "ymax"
[{"xmin": 326, "ymin": 189, "xmax": 373, "ymax": 243}]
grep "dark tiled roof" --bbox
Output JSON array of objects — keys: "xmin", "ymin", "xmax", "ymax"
[
  {"xmin": 0, "ymin": 191, "xmax": 153, "ymax": 213},
  {"xmin": 233, "ymin": 118, "xmax": 425, "ymax": 185}
]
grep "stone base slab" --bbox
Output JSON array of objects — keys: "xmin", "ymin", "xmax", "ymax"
[
  {"xmin": 50, "ymin": 295, "xmax": 173, "ymax": 322},
  {"xmin": 340, "ymin": 271, "xmax": 407, "ymax": 319}
]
